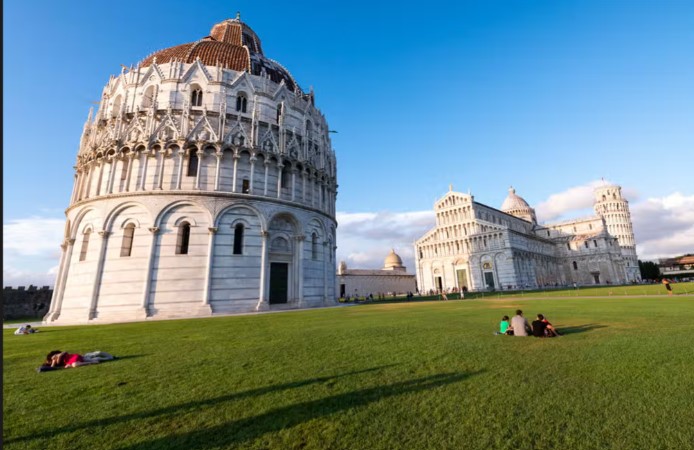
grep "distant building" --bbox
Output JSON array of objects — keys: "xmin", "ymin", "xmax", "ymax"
[
  {"xmin": 659, "ymin": 255, "xmax": 694, "ymax": 279},
  {"xmin": 46, "ymin": 15, "xmax": 338, "ymax": 325},
  {"xmin": 337, "ymin": 250, "xmax": 417, "ymax": 298},
  {"xmin": 415, "ymin": 183, "xmax": 640, "ymax": 293}
]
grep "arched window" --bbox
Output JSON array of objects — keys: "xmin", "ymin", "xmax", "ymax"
[
  {"xmin": 142, "ymin": 86, "xmax": 156, "ymax": 108},
  {"xmin": 121, "ymin": 224, "xmax": 135, "ymax": 257},
  {"xmin": 187, "ymin": 151, "xmax": 198, "ymax": 176},
  {"xmin": 191, "ymin": 86, "xmax": 203, "ymax": 107},
  {"xmin": 79, "ymin": 229, "xmax": 92, "ymax": 261},
  {"xmin": 176, "ymin": 222, "xmax": 191, "ymax": 255},
  {"xmin": 281, "ymin": 169, "xmax": 290, "ymax": 189},
  {"xmin": 120, "ymin": 154, "xmax": 130, "ymax": 180},
  {"xmin": 305, "ymin": 120, "xmax": 312, "ymax": 140},
  {"xmin": 233, "ymin": 224, "xmax": 244, "ymax": 255},
  {"xmin": 236, "ymin": 93, "xmax": 247, "ymax": 113},
  {"xmin": 276, "ymin": 103, "xmax": 282, "ymax": 123},
  {"xmin": 112, "ymin": 96, "xmax": 122, "ymax": 118},
  {"xmin": 312, "ymin": 233, "xmax": 318, "ymax": 260},
  {"xmin": 242, "ymin": 179, "xmax": 250, "ymax": 194},
  {"xmin": 573, "ymin": 261, "xmax": 578, "ymax": 270},
  {"xmin": 567, "ymin": 243, "xmax": 571, "ymax": 250},
  {"xmin": 584, "ymin": 241, "xmax": 589, "ymax": 249}
]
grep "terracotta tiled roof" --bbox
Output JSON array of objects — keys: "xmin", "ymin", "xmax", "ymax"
[
  {"xmin": 140, "ymin": 39, "xmax": 250, "ymax": 71},
  {"xmin": 137, "ymin": 18, "xmax": 299, "ymax": 92},
  {"xmin": 677, "ymin": 255, "xmax": 694, "ymax": 265},
  {"xmin": 210, "ymin": 21, "xmax": 242, "ymax": 45}
]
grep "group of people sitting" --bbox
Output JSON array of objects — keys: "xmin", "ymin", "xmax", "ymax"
[{"xmin": 497, "ymin": 309, "xmax": 561, "ymax": 337}]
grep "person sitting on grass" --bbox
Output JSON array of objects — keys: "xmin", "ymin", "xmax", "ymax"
[
  {"xmin": 540, "ymin": 314, "xmax": 562, "ymax": 337},
  {"xmin": 497, "ymin": 315, "xmax": 513, "ymax": 335},
  {"xmin": 510, "ymin": 310, "xmax": 532, "ymax": 337},
  {"xmin": 532, "ymin": 314, "xmax": 560, "ymax": 338},
  {"xmin": 14, "ymin": 324, "xmax": 38, "ymax": 335}
]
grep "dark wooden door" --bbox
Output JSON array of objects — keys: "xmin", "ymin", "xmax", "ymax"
[{"xmin": 269, "ymin": 263, "xmax": 288, "ymax": 304}]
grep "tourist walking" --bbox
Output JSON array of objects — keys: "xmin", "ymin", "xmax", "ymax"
[{"xmin": 662, "ymin": 279, "xmax": 673, "ymax": 296}]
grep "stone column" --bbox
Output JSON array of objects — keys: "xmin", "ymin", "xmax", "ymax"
[
  {"xmin": 106, "ymin": 156, "xmax": 117, "ymax": 194},
  {"xmin": 200, "ymin": 227, "xmax": 217, "ymax": 313},
  {"xmin": 231, "ymin": 152, "xmax": 240, "ymax": 192},
  {"xmin": 156, "ymin": 148, "xmax": 167, "ymax": 190},
  {"xmin": 124, "ymin": 152, "xmax": 135, "ymax": 192},
  {"xmin": 256, "ymin": 231, "xmax": 270, "ymax": 311},
  {"xmin": 213, "ymin": 150, "xmax": 223, "ymax": 191},
  {"xmin": 195, "ymin": 148, "xmax": 204, "ymax": 190},
  {"xmin": 140, "ymin": 227, "xmax": 160, "ymax": 316},
  {"xmin": 276, "ymin": 164, "xmax": 284, "ymax": 199},
  {"xmin": 69, "ymin": 172, "xmax": 79, "ymax": 204},
  {"xmin": 302, "ymin": 171, "xmax": 307, "ymax": 203},
  {"xmin": 139, "ymin": 150, "xmax": 150, "ymax": 191},
  {"xmin": 295, "ymin": 235, "xmax": 305, "ymax": 306},
  {"xmin": 44, "ymin": 238, "xmax": 76, "ymax": 322},
  {"xmin": 323, "ymin": 240, "xmax": 329, "ymax": 304},
  {"xmin": 75, "ymin": 168, "xmax": 86, "ymax": 202},
  {"xmin": 263, "ymin": 160, "xmax": 270, "ymax": 195},
  {"xmin": 84, "ymin": 161, "xmax": 95, "ymax": 198},
  {"xmin": 290, "ymin": 168, "xmax": 296, "ymax": 201},
  {"xmin": 88, "ymin": 231, "xmax": 111, "ymax": 320},
  {"xmin": 95, "ymin": 159, "xmax": 106, "ymax": 196},
  {"xmin": 176, "ymin": 147, "xmax": 185, "ymax": 190},
  {"xmin": 249, "ymin": 156, "xmax": 256, "ymax": 194}
]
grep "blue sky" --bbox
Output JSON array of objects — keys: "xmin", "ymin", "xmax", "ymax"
[{"xmin": 4, "ymin": 0, "xmax": 694, "ymax": 285}]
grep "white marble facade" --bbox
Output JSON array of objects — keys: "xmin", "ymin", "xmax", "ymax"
[
  {"xmin": 46, "ymin": 16, "xmax": 337, "ymax": 324},
  {"xmin": 415, "ymin": 184, "xmax": 640, "ymax": 293}
]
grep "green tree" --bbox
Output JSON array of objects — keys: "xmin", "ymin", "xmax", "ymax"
[{"xmin": 638, "ymin": 260, "xmax": 661, "ymax": 280}]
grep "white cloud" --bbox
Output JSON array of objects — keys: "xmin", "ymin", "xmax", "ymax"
[
  {"xmin": 336, "ymin": 210, "xmax": 435, "ymax": 270},
  {"xmin": 3, "ymin": 264, "xmax": 57, "ymax": 288},
  {"xmin": 632, "ymin": 192, "xmax": 694, "ymax": 261},
  {"xmin": 535, "ymin": 180, "xmax": 605, "ymax": 222},
  {"xmin": 3, "ymin": 217, "xmax": 65, "ymax": 256},
  {"xmin": 3, "ymin": 216, "xmax": 64, "ymax": 287}
]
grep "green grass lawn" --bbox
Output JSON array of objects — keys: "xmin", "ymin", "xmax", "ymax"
[{"xmin": 4, "ymin": 295, "xmax": 694, "ymax": 450}]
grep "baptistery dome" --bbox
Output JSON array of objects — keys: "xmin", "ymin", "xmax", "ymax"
[
  {"xmin": 140, "ymin": 15, "xmax": 300, "ymax": 93},
  {"xmin": 46, "ymin": 15, "xmax": 338, "ymax": 325}
]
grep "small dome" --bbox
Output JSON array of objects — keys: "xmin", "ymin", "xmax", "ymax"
[
  {"xmin": 384, "ymin": 249, "xmax": 404, "ymax": 270},
  {"xmin": 501, "ymin": 186, "xmax": 531, "ymax": 212}
]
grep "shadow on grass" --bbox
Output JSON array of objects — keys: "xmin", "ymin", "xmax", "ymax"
[
  {"xmin": 118, "ymin": 370, "xmax": 484, "ymax": 450},
  {"xmin": 7, "ymin": 365, "xmax": 398, "ymax": 445},
  {"xmin": 559, "ymin": 324, "xmax": 607, "ymax": 335}
]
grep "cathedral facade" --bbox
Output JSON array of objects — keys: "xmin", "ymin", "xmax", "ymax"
[
  {"xmin": 46, "ymin": 16, "xmax": 338, "ymax": 324},
  {"xmin": 415, "ymin": 184, "xmax": 640, "ymax": 293}
]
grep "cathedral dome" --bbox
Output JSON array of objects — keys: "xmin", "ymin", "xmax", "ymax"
[
  {"xmin": 501, "ymin": 187, "xmax": 537, "ymax": 224},
  {"xmin": 139, "ymin": 15, "xmax": 300, "ymax": 93},
  {"xmin": 501, "ymin": 187, "xmax": 531, "ymax": 212},
  {"xmin": 384, "ymin": 249, "xmax": 405, "ymax": 271}
]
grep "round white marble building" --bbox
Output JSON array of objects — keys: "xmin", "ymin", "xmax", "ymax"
[{"xmin": 45, "ymin": 15, "xmax": 338, "ymax": 324}]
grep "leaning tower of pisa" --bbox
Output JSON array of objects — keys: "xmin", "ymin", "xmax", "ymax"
[{"xmin": 593, "ymin": 184, "xmax": 641, "ymax": 282}]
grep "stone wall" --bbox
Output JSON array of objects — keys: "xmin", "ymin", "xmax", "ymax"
[{"xmin": 3, "ymin": 286, "xmax": 52, "ymax": 320}]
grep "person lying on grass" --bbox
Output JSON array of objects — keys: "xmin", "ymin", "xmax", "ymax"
[
  {"xmin": 38, "ymin": 350, "xmax": 115, "ymax": 371},
  {"xmin": 531, "ymin": 314, "xmax": 561, "ymax": 338},
  {"xmin": 14, "ymin": 324, "xmax": 38, "ymax": 335}
]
